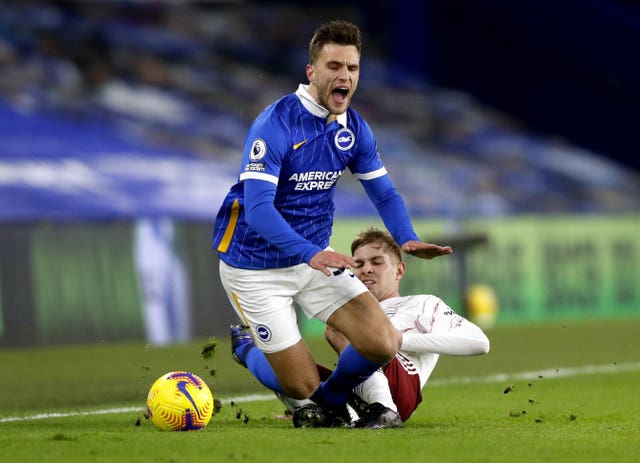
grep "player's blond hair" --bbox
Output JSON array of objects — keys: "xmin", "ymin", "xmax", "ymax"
[
  {"xmin": 351, "ymin": 228, "xmax": 402, "ymax": 263},
  {"xmin": 309, "ymin": 20, "xmax": 362, "ymax": 64}
]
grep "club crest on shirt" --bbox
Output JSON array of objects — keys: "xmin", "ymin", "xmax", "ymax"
[
  {"xmin": 334, "ymin": 128, "xmax": 355, "ymax": 151},
  {"xmin": 249, "ymin": 138, "xmax": 267, "ymax": 161},
  {"xmin": 256, "ymin": 324, "xmax": 272, "ymax": 342}
]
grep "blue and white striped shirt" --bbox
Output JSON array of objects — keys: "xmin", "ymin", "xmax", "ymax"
[{"xmin": 213, "ymin": 84, "xmax": 418, "ymax": 269}]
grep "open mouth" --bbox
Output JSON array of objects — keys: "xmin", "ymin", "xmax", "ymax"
[{"xmin": 331, "ymin": 87, "xmax": 349, "ymax": 104}]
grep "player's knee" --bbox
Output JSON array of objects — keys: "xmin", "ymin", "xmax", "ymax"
[
  {"xmin": 360, "ymin": 326, "xmax": 401, "ymax": 364},
  {"xmin": 379, "ymin": 332, "xmax": 401, "ymax": 362}
]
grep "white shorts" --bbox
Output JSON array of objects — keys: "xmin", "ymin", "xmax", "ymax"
[{"xmin": 219, "ymin": 260, "xmax": 368, "ymax": 353}]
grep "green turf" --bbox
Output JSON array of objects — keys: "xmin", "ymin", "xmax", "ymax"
[{"xmin": 1, "ymin": 318, "xmax": 639, "ymax": 463}]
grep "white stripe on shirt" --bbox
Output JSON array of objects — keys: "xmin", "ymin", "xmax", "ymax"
[
  {"xmin": 353, "ymin": 167, "xmax": 388, "ymax": 181},
  {"xmin": 239, "ymin": 172, "xmax": 279, "ymax": 184}
]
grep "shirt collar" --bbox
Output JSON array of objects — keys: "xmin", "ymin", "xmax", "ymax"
[{"xmin": 296, "ymin": 84, "xmax": 347, "ymax": 127}]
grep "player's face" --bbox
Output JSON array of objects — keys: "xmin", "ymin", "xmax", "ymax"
[
  {"xmin": 352, "ymin": 243, "xmax": 404, "ymax": 302},
  {"xmin": 306, "ymin": 43, "xmax": 360, "ymax": 115}
]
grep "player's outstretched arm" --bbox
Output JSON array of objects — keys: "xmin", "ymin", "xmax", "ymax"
[
  {"xmin": 401, "ymin": 298, "xmax": 490, "ymax": 356},
  {"xmin": 401, "ymin": 240, "xmax": 452, "ymax": 259},
  {"xmin": 359, "ymin": 175, "xmax": 452, "ymax": 260}
]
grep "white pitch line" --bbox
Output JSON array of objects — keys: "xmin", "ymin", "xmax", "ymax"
[
  {"xmin": 427, "ymin": 361, "xmax": 640, "ymax": 386},
  {"xmin": 0, "ymin": 406, "xmax": 144, "ymax": 423},
  {"xmin": 2, "ymin": 361, "xmax": 639, "ymax": 424}
]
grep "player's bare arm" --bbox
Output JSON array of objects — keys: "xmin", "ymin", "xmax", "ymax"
[
  {"xmin": 401, "ymin": 240, "xmax": 453, "ymax": 259},
  {"xmin": 309, "ymin": 250, "xmax": 356, "ymax": 276}
]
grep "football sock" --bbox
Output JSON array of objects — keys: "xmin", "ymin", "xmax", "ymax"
[
  {"xmin": 310, "ymin": 344, "xmax": 383, "ymax": 408},
  {"xmin": 236, "ymin": 344, "xmax": 284, "ymax": 393},
  {"xmin": 275, "ymin": 392, "xmax": 314, "ymax": 412},
  {"xmin": 353, "ymin": 370, "xmax": 397, "ymax": 412}
]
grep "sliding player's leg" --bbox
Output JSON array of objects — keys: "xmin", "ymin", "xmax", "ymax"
[{"xmin": 309, "ymin": 291, "xmax": 401, "ymax": 410}]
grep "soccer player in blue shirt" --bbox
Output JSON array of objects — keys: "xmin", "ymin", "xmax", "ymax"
[{"xmin": 213, "ymin": 19, "xmax": 452, "ymax": 427}]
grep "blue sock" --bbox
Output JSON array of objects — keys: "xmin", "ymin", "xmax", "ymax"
[
  {"xmin": 238, "ymin": 344, "xmax": 284, "ymax": 394},
  {"xmin": 311, "ymin": 344, "xmax": 383, "ymax": 408}
]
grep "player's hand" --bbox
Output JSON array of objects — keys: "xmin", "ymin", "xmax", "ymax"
[
  {"xmin": 309, "ymin": 250, "xmax": 356, "ymax": 276},
  {"xmin": 401, "ymin": 240, "xmax": 452, "ymax": 259}
]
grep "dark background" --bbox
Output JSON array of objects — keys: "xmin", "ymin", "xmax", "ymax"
[{"xmin": 347, "ymin": 0, "xmax": 640, "ymax": 171}]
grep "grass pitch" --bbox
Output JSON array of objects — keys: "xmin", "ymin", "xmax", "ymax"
[{"xmin": 1, "ymin": 318, "xmax": 639, "ymax": 463}]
